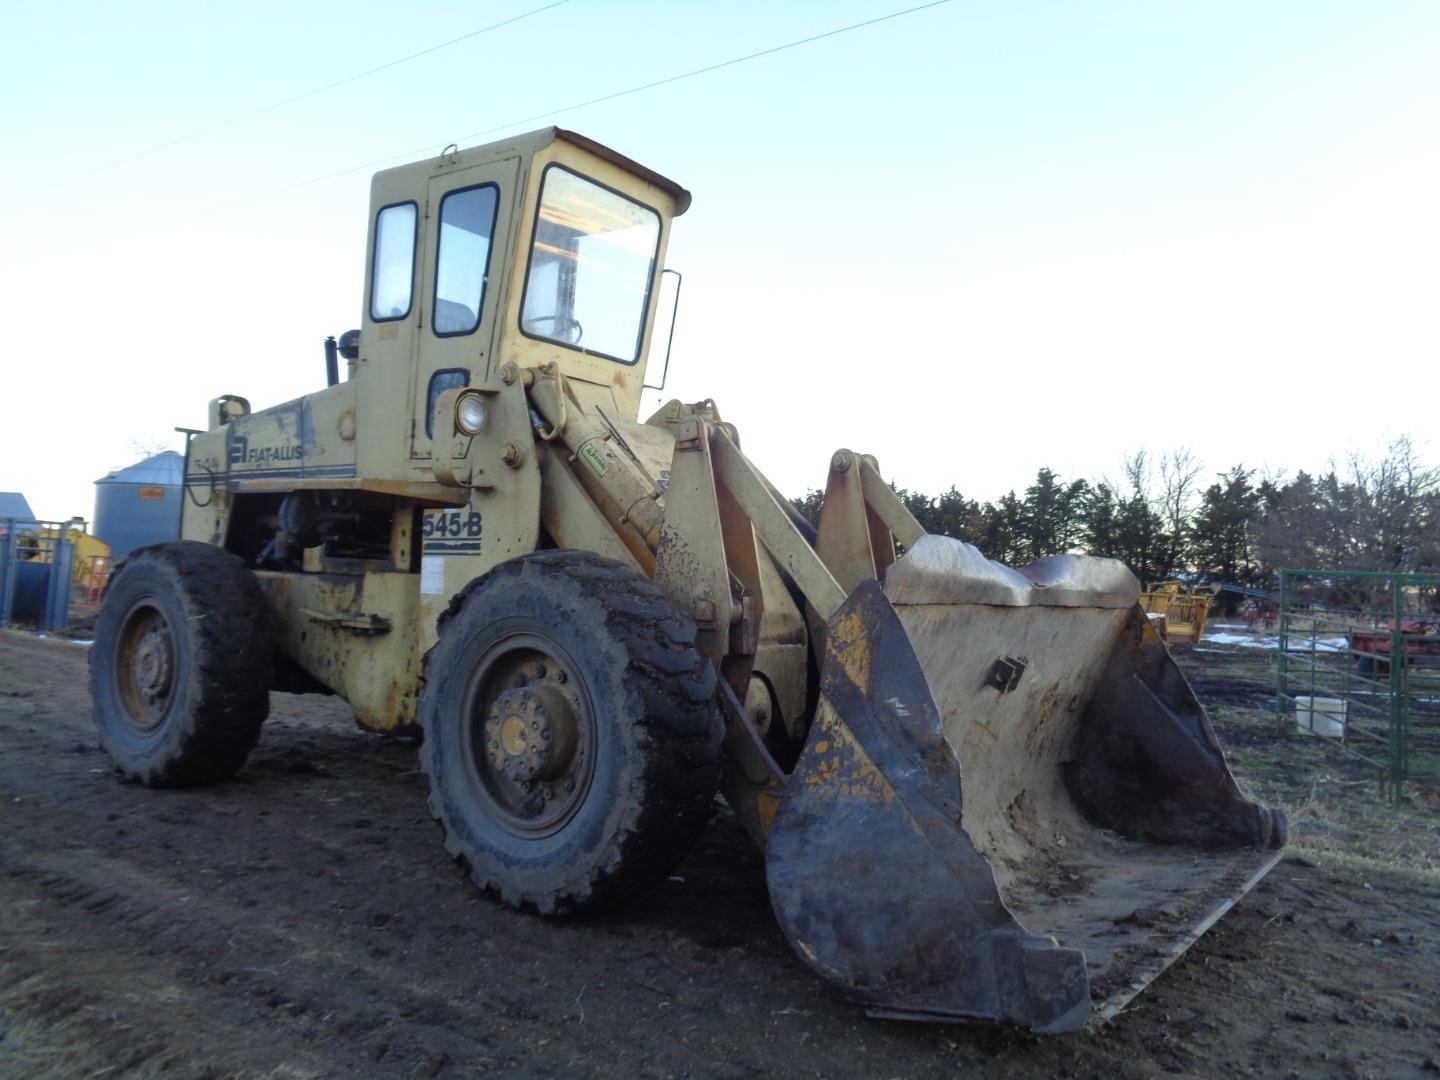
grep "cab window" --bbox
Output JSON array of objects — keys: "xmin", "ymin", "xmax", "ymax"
[
  {"xmin": 426, "ymin": 368, "xmax": 469, "ymax": 436},
  {"xmin": 433, "ymin": 184, "xmax": 499, "ymax": 337},
  {"xmin": 370, "ymin": 202, "xmax": 418, "ymax": 322}
]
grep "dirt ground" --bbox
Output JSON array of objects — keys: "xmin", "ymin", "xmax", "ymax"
[{"xmin": 1, "ymin": 628, "xmax": 1437, "ymax": 1079}]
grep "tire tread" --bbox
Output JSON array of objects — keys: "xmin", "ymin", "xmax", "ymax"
[
  {"xmin": 421, "ymin": 550, "xmax": 722, "ymax": 915},
  {"xmin": 90, "ymin": 541, "xmax": 272, "ymax": 787}
]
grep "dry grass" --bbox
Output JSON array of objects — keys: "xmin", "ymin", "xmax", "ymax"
[
  {"xmin": 0, "ymin": 971, "xmax": 140, "ymax": 1078},
  {"xmin": 0, "ymin": 964, "xmax": 327, "ymax": 1079},
  {"xmin": 1177, "ymin": 634, "xmax": 1440, "ymax": 881},
  {"xmin": 1249, "ymin": 774, "xmax": 1440, "ymax": 880}
]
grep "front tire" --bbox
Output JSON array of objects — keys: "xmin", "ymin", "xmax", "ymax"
[
  {"xmin": 418, "ymin": 550, "xmax": 722, "ymax": 914},
  {"xmin": 89, "ymin": 541, "xmax": 273, "ymax": 786}
]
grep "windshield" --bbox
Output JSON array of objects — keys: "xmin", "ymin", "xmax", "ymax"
[{"xmin": 520, "ymin": 165, "xmax": 661, "ymax": 365}]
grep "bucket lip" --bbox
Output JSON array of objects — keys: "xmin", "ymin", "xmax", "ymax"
[
  {"xmin": 885, "ymin": 535, "xmax": 1138, "ymax": 609},
  {"xmin": 1095, "ymin": 850, "xmax": 1284, "ymax": 1025}
]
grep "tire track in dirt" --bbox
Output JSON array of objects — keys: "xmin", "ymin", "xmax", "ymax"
[
  {"xmin": 0, "ymin": 849, "xmax": 560, "ymax": 1075},
  {"xmin": 0, "ymin": 869, "xmax": 340, "ymax": 1078},
  {"xmin": 1, "ymin": 638, "xmax": 820, "ymax": 1075}
]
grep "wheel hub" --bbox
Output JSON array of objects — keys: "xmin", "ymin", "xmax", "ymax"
[
  {"xmin": 484, "ymin": 684, "xmax": 579, "ymax": 786},
  {"xmin": 131, "ymin": 628, "xmax": 173, "ymax": 704}
]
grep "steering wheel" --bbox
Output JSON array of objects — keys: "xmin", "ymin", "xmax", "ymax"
[{"xmin": 523, "ymin": 314, "xmax": 584, "ymax": 345}]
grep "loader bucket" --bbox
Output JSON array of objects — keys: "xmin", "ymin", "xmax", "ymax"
[{"xmin": 765, "ymin": 537, "xmax": 1284, "ymax": 1032}]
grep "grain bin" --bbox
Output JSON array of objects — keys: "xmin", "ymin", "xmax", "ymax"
[{"xmin": 93, "ymin": 451, "xmax": 182, "ymax": 558}]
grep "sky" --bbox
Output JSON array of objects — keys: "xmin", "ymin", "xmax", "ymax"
[{"xmin": 2, "ymin": 0, "xmax": 1438, "ymax": 523}]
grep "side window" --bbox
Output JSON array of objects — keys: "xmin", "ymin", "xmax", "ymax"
[
  {"xmin": 370, "ymin": 202, "xmax": 418, "ymax": 322},
  {"xmin": 433, "ymin": 184, "xmax": 499, "ymax": 337},
  {"xmin": 426, "ymin": 368, "xmax": 469, "ymax": 437}
]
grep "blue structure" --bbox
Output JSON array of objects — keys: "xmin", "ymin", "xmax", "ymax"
[
  {"xmin": 0, "ymin": 493, "xmax": 39, "ymax": 531},
  {"xmin": 93, "ymin": 451, "xmax": 183, "ymax": 559},
  {"xmin": 0, "ymin": 505, "xmax": 75, "ymax": 631}
]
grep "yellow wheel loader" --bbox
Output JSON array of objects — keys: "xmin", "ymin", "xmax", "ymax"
[{"xmin": 89, "ymin": 129, "xmax": 1284, "ymax": 1034}]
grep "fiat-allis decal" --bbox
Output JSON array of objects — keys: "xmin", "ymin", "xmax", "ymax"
[{"xmin": 229, "ymin": 435, "xmax": 303, "ymax": 467}]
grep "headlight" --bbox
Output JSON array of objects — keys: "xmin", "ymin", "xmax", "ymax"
[{"xmin": 456, "ymin": 393, "xmax": 488, "ymax": 435}]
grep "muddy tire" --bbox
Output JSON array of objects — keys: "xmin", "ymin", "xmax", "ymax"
[
  {"xmin": 418, "ymin": 550, "xmax": 722, "ymax": 915},
  {"xmin": 89, "ymin": 541, "xmax": 272, "ymax": 786}
]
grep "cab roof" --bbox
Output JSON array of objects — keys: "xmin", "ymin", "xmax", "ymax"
[{"xmin": 376, "ymin": 127, "xmax": 692, "ymax": 216}]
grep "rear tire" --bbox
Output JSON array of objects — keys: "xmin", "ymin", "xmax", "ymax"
[
  {"xmin": 89, "ymin": 541, "xmax": 272, "ymax": 786},
  {"xmin": 418, "ymin": 550, "xmax": 722, "ymax": 914}
]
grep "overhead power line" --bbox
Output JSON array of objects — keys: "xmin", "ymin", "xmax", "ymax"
[
  {"xmin": 170, "ymin": 0, "xmax": 952, "ymax": 223},
  {"xmin": 6, "ymin": 0, "xmax": 950, "ymax": 267},
  {"xmin": 101, "ymin": 0, "xmax": 573, "ymax": 171},
  {"xmin": 449, "ymin": 0, "xmax": 953, "ymax": 147}
]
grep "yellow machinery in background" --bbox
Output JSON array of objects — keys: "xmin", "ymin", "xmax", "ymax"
[
  {"xmin": 34, "ymin": 521, "xmax": 112, "ymax": 595},
  {"xmin": 1140, "ymin": 581, "xmax": 1221, "ymax": 644}
]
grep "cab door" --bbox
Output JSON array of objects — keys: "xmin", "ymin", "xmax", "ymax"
[{"xmin": 410, "ymin": 157, "xmax": 520, "ymax": 461}]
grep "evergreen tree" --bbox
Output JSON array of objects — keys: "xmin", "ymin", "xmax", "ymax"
[
  {"xmin": 791, "ymin": 489, "xmax": 824, "ymax": 527},
  {"xmin": 1019, "ymin": 468, "xmax": 1089, "ymax": 560},
  {"xmin": 933, "ymin": 486, "xmax": 981, "ymax": 544},
  {"xmin": 1114, "ymin": 491, "xmax": 1165, "ymax": 584},
  {"xmin": 975, "ymin": 492, "xmax": 1025, "ymax": 564},
  {"xmin": 1020, "ymin": 468, "xmax": 1063, "ymax": 562},
  {"xmin": 1255, "ymin": 470, "xmax": 1322, "ymax": 581},
  {"xmin": 897, "ymin": 488, "xmax": 938, "ymax": 535},
  {"xmin": 1190, "ymin": 466, "xmax": 1261, "ymax": 587},
  {"xmin": 1079, "ymin": 482, "xmax": 1120, "ymax": 558}
]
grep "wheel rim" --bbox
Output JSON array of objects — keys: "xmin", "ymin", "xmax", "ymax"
[
  {"xmin": 459, "ymin": 632, "xmax": 597, "ymax": 838},
  {"xmin": 114, "ymin": 598, "xmax": 176, "ymax": 732}
]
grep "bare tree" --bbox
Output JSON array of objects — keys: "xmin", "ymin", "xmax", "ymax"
[
  {"xmin": 1122, "ymin": 449, "xmax": 1151, "ymax": 502},
  {"xmin": 1156, "ymin": 448, "xmax": 1203, "ymax": 580},
  {"xmin": 126, "ymin": 435, "xmax": 181, "ymax": 461},
  {"xmin": 1344, "ymin": 436, "xmax": 1439, "ymax": 573}
]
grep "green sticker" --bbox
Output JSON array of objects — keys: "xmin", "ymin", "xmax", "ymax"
[{"xmin": 579, "ymin": 443, "xmax": 610, "ymax": 479}]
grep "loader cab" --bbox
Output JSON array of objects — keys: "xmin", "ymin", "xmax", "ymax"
[{"xmin": 353, "ymin": 128, "xmax": 690, "ymax": 484}]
